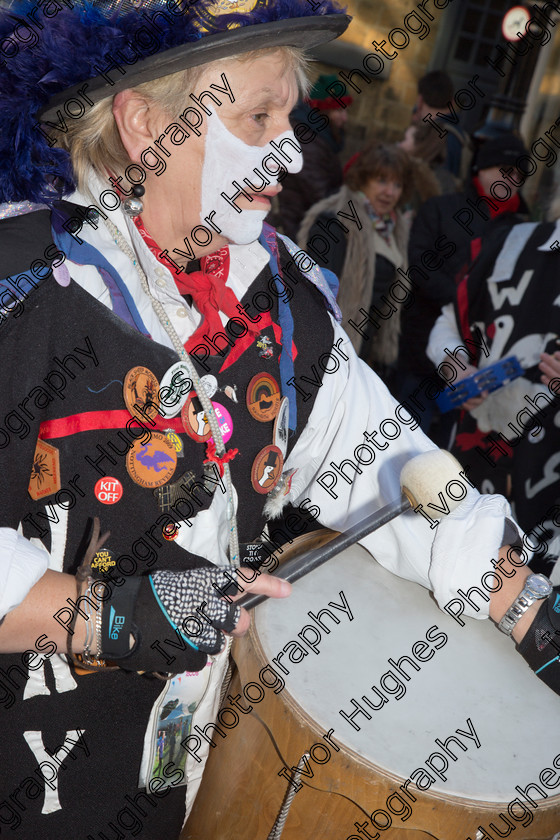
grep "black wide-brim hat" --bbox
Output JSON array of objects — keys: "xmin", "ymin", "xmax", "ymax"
[
  {"xmin": 41, "ymin": 11, "xmax": 350, "ymax": 122},
  {"xmin": 0, "ymin": 0, "xmax": 350, "ymax": 203}
]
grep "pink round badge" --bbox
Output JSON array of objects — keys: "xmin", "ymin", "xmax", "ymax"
[
  {"xmin": 95, "ymin": 477, "xmax": 123, "ymax": 505},
  {"xmin": 210, "ymin": 402, "xmax": 233, "ymax": 444}
]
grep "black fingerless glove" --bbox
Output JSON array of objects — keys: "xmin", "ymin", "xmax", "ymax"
[
  {"xmin": 100, "ymin": 567, "xmax": 243, "ymax": 674},
  {"xmin": 517, "ymin": 586, "xmax": 560, "ymax": 695}
]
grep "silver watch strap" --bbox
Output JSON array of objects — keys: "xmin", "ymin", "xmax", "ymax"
[
  {"xmin": 498, "ymin": 575, "xmax": 552, "ymax": 636},
  {"xmin": 499, "ymin": 595, "xmax": 533, "ymax": 635}
]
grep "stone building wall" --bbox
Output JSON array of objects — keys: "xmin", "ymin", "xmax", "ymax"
[{"xmin": 311, "ymin": 0, "xmax": 448, "ymax": 160}]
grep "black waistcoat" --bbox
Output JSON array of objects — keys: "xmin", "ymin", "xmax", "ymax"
[{"xmin": 0, "ymin": 206, "xmax": 334, "ymax": 838}]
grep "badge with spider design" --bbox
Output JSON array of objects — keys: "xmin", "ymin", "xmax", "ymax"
[
  {"xmin": 123, "ymin": 366, "xmax": 160, "ymax": 423},
  {"xmin": 28, "ymin": 440, "xmax": 61, "ymax": 500}
]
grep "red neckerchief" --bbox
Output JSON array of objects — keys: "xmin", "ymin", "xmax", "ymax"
[
  {"xmin": 133, "ymin": 216, "xmax": 271, "ymax": 367},
  {"xmin": 472, "ymin": 176, "xmax": 521, "ymax": 219}
]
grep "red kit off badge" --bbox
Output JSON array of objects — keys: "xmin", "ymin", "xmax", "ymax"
[{"xmin": 95, "ymin": 477, "xmax": 123, "ymax": 504}]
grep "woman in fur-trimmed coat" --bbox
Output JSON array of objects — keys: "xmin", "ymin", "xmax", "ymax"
[{"xmin": 298, "ymin": 144, "xmax": 439, "ymax": 382}]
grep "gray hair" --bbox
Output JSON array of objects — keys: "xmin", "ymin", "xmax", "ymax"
[{"xmin": 55, "ymin": 46, "xmax": 309, "ymax": 194}]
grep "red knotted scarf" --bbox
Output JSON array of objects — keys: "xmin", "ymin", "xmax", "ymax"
[{"xmin": 133, "ymin": 217, "xmax": 272, "ymax": 368}]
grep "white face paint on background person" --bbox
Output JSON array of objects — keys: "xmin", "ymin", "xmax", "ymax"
[{"xmin": 113, "ymin": 49, "xmax": 303, "ymax": 261}]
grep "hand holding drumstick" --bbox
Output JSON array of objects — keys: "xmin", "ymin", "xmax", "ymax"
[{"xmin": 539, "ymin": 349, "xmax": 560, "ymax": 387}]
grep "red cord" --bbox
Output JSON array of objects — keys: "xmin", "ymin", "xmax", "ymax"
[{"xmin": 203, "ymin": 440, "xmax": 239, "ymax": 477}]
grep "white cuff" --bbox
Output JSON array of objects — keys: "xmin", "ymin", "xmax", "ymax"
[
  {"xmin": 0, "ymin": 529, "xmax": 50, "ymax": 620},
  {"xmin": 427, "ymin": 302, "xmax": 462, "ymax": 367},
  {"xmin": 430, "ymin": 493, "xmax": 522, "ymax": 619}
]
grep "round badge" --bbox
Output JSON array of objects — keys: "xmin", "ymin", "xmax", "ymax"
[
  {"xmin": 273, "ymin": 396, "xmax": 290, "ymax": 458},
  {"xmin": 251, "ymin": 445, "xmax": 284, "ymax": 494},
  {"xmin": 124, "ymin": 366, "xmax": 160, "ymax": 421},
  {"xmin": 90, "ymin": 548, "xmax": 116, "ymax": 573},
  {"xmin": 162, "ymin": 523, "xmax": 180, "ymax": 541},
  {"xmin": 165, "ymin": 429, "xmax": 184, "ymax": 458},
  {"xmin": 126, "ymin": 433, "xmax": 177, "ymax": 488},
  {"xmin": 181, "ymin": 392, "xmax": 212, "ymax": 442},
  {"xmin": 158, "ymin": 362, "xmax": 193, "ymax": 419},
  {"xmin": 210, "ymin": 402, "xmax": 233, "ymax": 444},
  {"xmin": 200, "ymin": 374, "xmax": 218, "ymax": 399},
  {"xmin": 246, "ymin": 373, "xmax": 281, "ymax": 423},
  {"xmin": 94, "ymin": 477, "xmax": 123, "ymax": 505}
]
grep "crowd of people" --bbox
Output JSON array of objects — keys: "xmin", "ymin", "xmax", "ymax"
[{"xmin": 273, "ymin": 69, "xmax": 560, "ymax": 572}]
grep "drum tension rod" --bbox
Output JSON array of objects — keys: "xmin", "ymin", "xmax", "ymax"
[{"xmin": 267, "ymin": 752, "xmax": 311, "ymax": 840}]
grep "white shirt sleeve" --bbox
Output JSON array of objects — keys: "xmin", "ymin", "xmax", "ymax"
[
  {"xmin": 426, "ymin": 302, "xmax": 463, "ymax": 367},
  {"xmin": 283, "ymin": 318, "xmax": 523, "ymax": 619},
  {"xmin": 0, "ymin": 528, "xmax": 50, "ymax": 620}
]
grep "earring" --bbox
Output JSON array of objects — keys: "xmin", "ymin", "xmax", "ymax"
[{"xmin": 123, "ymin": 184, "xmax": 145, "ymax": 217}]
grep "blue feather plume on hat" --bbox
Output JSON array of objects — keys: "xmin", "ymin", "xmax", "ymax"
[{"xmin": 0, "ymin": 0, "xmax": 343, "ymax": 204}]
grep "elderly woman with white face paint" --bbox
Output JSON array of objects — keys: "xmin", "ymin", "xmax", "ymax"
[{"xmin": 0, "ymin": 1, "xmax": 559, "ymax": 837}]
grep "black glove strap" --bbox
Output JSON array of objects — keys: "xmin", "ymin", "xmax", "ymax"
[
  {"xmin": 517, "ymin": 587, "xmax": 560, "ymax": 695},
  {"xmin": 101, "ymin": 576, "xmax": 142, "ymax": 659},
  {"xmin": 115, "ymin": 576, "xmax": 208, "ymax": 674}
]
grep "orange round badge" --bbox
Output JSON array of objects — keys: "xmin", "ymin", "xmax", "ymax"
[
  {"xmin": 181, "ymin": 392, "xmax": 212, "ymax": 442},
  {"xmin": 123, "ymin": 366, "xmax": 160, "ymax": 422},
  {"xmin": 246, "ymin": 373, "xmax": 281, "ymax": 423},
  {"xmin": 126, "ymin": 433, "xmax": 177, "ymax": 488},
  {"xmin": 251, "ymin": 445, "xmax": 283, "ymax": 494}
]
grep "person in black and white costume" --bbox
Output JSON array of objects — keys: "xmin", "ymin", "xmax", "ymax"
[
  {"xmin": 427, "ymin": 197, "xmax": 560, "ymax": 576},
  {"xmin": 0, "ymin": 1, "xmax": 558, "ymax": 837}
]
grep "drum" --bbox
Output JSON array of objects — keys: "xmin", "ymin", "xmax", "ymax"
[{"xmin": 183, "ymin": 545, "xmax": 560, "ymax": 840}]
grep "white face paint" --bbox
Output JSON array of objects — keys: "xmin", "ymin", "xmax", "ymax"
[{"xmin": 200, "ymin": 107, "xmax": 303, "ymax": 245}]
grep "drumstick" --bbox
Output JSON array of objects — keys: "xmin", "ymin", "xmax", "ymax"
[{"xmin": 237, "ymin": 449, "xmax": 466, "ymax": 610}]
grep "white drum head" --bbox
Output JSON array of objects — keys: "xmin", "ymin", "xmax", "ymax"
[{"xmin": 256, "ymin": 545, "xmax": 559, "ymax": 803}]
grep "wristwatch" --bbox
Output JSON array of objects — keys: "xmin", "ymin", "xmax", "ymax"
[{"xmin": 498, "ymin": 573, "xmax": 553, "ymax": 636}]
